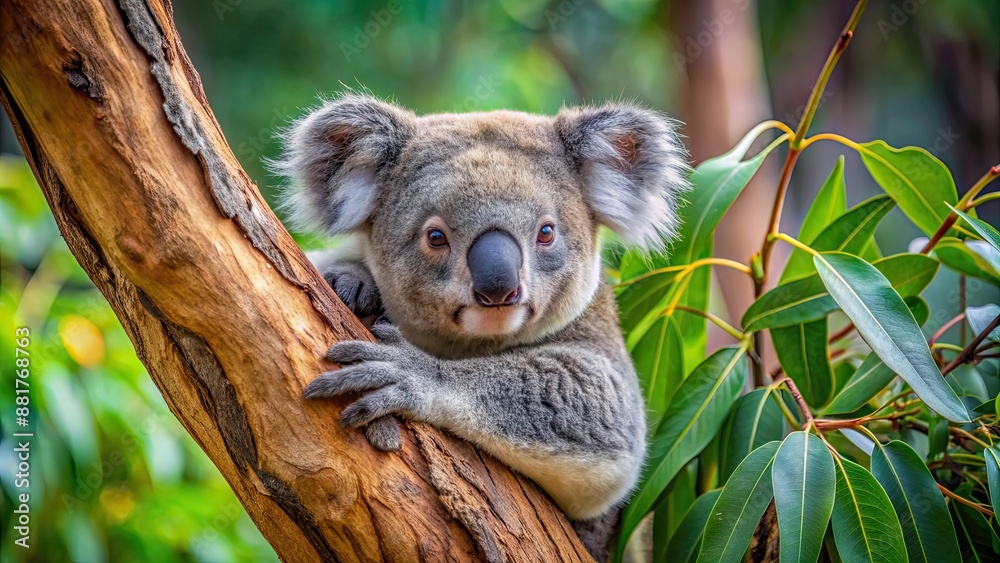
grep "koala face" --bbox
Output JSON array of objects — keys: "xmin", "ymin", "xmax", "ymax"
[{"xmin": 277, "ymin": 95, "xmax": 689, "ymax": 357}]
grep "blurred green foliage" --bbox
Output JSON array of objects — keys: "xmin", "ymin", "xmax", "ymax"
[{"xmin": 0, "ymin": 157, "xmax": 277, "ymax": 562}]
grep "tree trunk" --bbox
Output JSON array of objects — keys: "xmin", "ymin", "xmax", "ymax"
[{"xmin": 0, "ymin": 0, "xmax": 592, "ymax": 561}]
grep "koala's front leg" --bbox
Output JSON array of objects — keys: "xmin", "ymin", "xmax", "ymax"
[{"xmin": 304, "ymin": 325, "xmax": 646, "ymax": 520}]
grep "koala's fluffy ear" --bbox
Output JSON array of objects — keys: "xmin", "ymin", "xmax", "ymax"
[
  {"xmin": 554, "ymin": 103, "xmax": 691, "ymax": 250},
  {"xmin": 274, "ymin": 94, "xmax": 415, "ymax": 235}
]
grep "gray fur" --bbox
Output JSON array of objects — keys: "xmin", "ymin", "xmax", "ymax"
[{"xmin": 278, "ymin": 94, "xmax": 690, "ymax": 520}]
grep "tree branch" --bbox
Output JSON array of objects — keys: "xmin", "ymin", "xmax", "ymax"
[{"xmin": 0, "ymin": 0, "xmax": 592, "ymax": 560}]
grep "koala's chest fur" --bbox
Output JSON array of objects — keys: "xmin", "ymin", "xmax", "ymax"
[{"xmin": 280, "ymin": 93, "xmax": 689, "ymax": 521}]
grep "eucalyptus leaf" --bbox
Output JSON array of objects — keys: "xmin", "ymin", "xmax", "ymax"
[
  {"xmin": 773, "ymin": 432, "xmax": 836, "ymax": 563},
  {"xmin": 744, "ymin": 253, "xmax": 937, "ymax": 332},
  {"xmin": 619, "ymin": 346, "xmax": 747, "ymax": 555},
  {"xmin": 983, "ymin": 447, "xmax": 1000, "ymax": 523},
  {"xmin": 782, "ymin": 195, "xmax": 895, "ymax": 283},
  {"xmin": 904, "ymin": 296, "xmax": 929, "ymax": 327},
  {"xmin": 783, "ymin": 157, "xmax": 847, "ymax": 281},
  {"xmin": 950, "ymin": 483, "xmax": 1000, "ymax": 561},
  {"xmin": 773, "ymin": 321, "xmax": 835, "ymax": 407},
  {"xmin": 698, "ymin": 441, "xmax": 780, "ymax": 563},
  {"xmin": 858, "ymin": 140, "xmax": 958, "ymax": 236},
  {"xmin": 719, "ymin": 388, "xmax": 785, "ymax": 484},
  {"xmin": 632, "ymin": 315, "xmax": 685, "ymax": 435},
  {"xmin": 966, "ymin": 304, "xmax": 1000, "ymax": 344},
  {"xmin": 824, "ymin": 353, "xmax": 896, "ymax": 415},
  {"xmin": 814, "ymin": 252, "xmax": 969, "ymax": 422},
  {"xmin": 665, "ymin": 490, "xmax": 722, "ymax": 563},
  {"xmin": 934, "ymin": 241, "xmax": 1000, "ymax": 286},
  {"xmin": 949, "ymin": 204, "xmax": 1000, "ymax": 254},
  {"xmin": 831, "ymin": 456, "xmax": 907, "ymax": 563},
  {"xmin": 871, "ymin": 440, "xmax": 961, "ymax": 563}
]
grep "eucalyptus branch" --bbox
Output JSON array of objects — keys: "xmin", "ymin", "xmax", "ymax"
[
  {"xmin": 828, "ymin": 323, "xmax": 856, "ymax": 343},
  {"xmin": 938, "ymin": 485, "xmax": 995, "ymax": 517},
  {"xmin": 758, "ymin": 0, "xmax": 868, "ymax": 275},
  {"xmin": 774, "ymin": 375, "xmax": 814, "ymax": 429},
  {"xmin": 941, "ymin": 313, "xmax": 1000, "ymax": 376},
  {"xmin": 930, "ymin": 313, "xmax": 966, "ymax": 346},
  {"xmin": 921, "ymin": 165, "xmax": 1000, "ymax": 254},
  {"xmin": 814, "ymin": 408, "xmax": 920, "ymax": 431}
]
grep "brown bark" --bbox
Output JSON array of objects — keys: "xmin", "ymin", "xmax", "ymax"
[{"xmin": 0, "ymin": 0, "xmax": 592, "ymax": 561}]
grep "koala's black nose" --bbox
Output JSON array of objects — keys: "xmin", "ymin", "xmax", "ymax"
[{"xmin": 467, "ymin": 230, "xmax": 522, "ymax": 306}]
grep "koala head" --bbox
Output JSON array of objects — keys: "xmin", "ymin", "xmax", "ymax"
[{"xmin": 277, "ymin": 94, "xmax": 689, "ymax": 357}]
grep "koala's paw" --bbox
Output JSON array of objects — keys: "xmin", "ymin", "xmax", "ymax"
[
  {"xmin": 304, "ymin": 324, "xmax": 435, "ymax": 431},
  {"xmin": 364, "ymin": 417, "xmax": 403, "ymax": 452},
  {"xmin": 320, "ymin": 262, "xmax": 382, "ymax": 319}
]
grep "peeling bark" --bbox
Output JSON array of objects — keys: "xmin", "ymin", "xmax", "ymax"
[{"xmin": 0, "ymin": 0, "xmax": 593, "ymax": 560}]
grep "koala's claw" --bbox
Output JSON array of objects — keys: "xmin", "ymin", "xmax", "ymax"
[
  {"xmin": 321, "ymin": 262, "xmax": 382, "ymax": 318},
  {"xmin": 340, "ymin": 385, "xmax": 409, "ymax": 428},
  {"xmin": 303, "ymin": 362, "xmax": 395, "ymax": 398},
  {"xmin": 326, "ymin": 340, "xmax": 394, "ymax": 364}
]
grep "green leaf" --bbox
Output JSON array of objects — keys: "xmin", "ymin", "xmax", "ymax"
[
  {"xmin": 986, "ymin": 447, "xmax": 1000, "ymax": 518},
  {"xmin": 814, "ymin": 252, "xmax": 969, "ymax": 422},
  {"xmin": 950, "ymin": 483, "xmax": 1000, "ymax": 561},
  {"xmin": 824, "ymin": 353, "xmax": 896, "ymax": 415},
  {"xmin": 619, "ymin": 346, "xmax": 747, "ymax": 554},
  {"xmin": 673, "ymin": 129, "xmax": 784, "ymax": 266},
  {"xmin": 871, "ymin": 440, "xmax": 961, "ymax": 563},
  {"xmin": 858, "ymin": 140, "xmax": 958, "ymax": 236},
  {"xmin": 719, "ymin": 388, "xmax": 785, "ymax": 484},
  {"xmin": 773, "ymin": 432, "xmax": 836, "ymax": 563},
  {"xmin": 905, "ymin": 296, "xmax": 930, "ymax": 327},
  {"xmin": 743, "ymin": 275, "xmax": 837, "ymax": 331},
  {"xmin": 654, "ymin": 461, "xmax": 698, "ymax": 562},
  {"xmin": 934, "ymin": 241, "xmax": 1000, "ymax": 285},
  {"xmin": 967, "ymin": 304, "xmax": 1000, "ymax": 344},
  {"xmin": 633, "ymin": 316, "xmax": 685, "ymax": 435},
  {"xmin": 831, "ymin": 456, "xmax": 907, "ymax": 563},
  {"xmin": 782, "ymin": 195, "xmax": 896, "ymax": 283},
  {"xmin": 950, "ymin": 204, "xmax": 1000, "ymax": 254},
  {"xmin": 783, "ymin": 158, "xmax": 847, "ymax": 282},
  {"xmin": 799, "ymin": 156, "xmax": 848, "ymax": 245},
  {"xmin": 697, "ymin": 442, "xmax": 780, "ymax": 563},
  {"xmin": 665, "ymin": 490, "xmax": 722, "ymax": 563},
  {"xmin": 773, "ymin": 321, "xmax": 835, "ymax": 407},
  {"xmin": 948, "ymin": 364, "xmax": 988, "ymax": 402},
  {"xmin": 743, "ymin": 254, "xmax": 938, "ymax": 331}
]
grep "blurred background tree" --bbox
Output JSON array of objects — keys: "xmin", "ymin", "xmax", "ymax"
[{"xmin": 1, "ymin": 0, "xmax": 996, "ymax": 561}]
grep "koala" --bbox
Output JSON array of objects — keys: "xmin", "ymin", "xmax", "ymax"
[{"xmin": 275, "ymin": 94, "xmax": 689, "ymax": 521}]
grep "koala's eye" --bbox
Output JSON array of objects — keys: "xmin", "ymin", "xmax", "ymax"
[
  {"xmin": 426, "ymin": 229, "xmax": 449, "ymax": 248},
  {"xmin": 537, "ymin": 224, "xmax": 555, "ymax": 245}
]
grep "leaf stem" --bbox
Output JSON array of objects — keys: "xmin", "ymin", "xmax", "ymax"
[
  {"xmin": 938, "ymin": 485, "xmax": 995, "ymax": 517},
  {"xmin": 614, "ymin": 257, "xmax": 752, "ymax": 288},
  {"xmin": 759, "ymin": 0, "xmax": 868, "ymax": 279},
  {"xmin": 770, "ymin": 232, "xmax": 819, "ymax": 256},
  {"xmin": 968, "ymin": 191, "xmax": 1000, "ymax": 208},
  {"xmin": 941, "ymin": 313, "xmax": 1000, "ymax": 376},
  {"xmin": 828, "ymin": 323, "xmax": 856, "ymax": 343},
  {"xmin": 671, "ymin": 305, "xmax": 745, "ymax": 341},
  {"xmin": 930, "ymin": 313, "xmax": 966, "ymax": 346},
  {"xmin": 774, "ymin": 375, "xmax": 814, "ymax": 429},
  {"xmin": 920, "ymin": 165, "xmax": 1000, "ymax": 254}
]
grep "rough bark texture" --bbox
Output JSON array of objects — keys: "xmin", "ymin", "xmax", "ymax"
[{"xmin": 0, "ymin": 0, "xmax": 593, "ymax": 561}]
